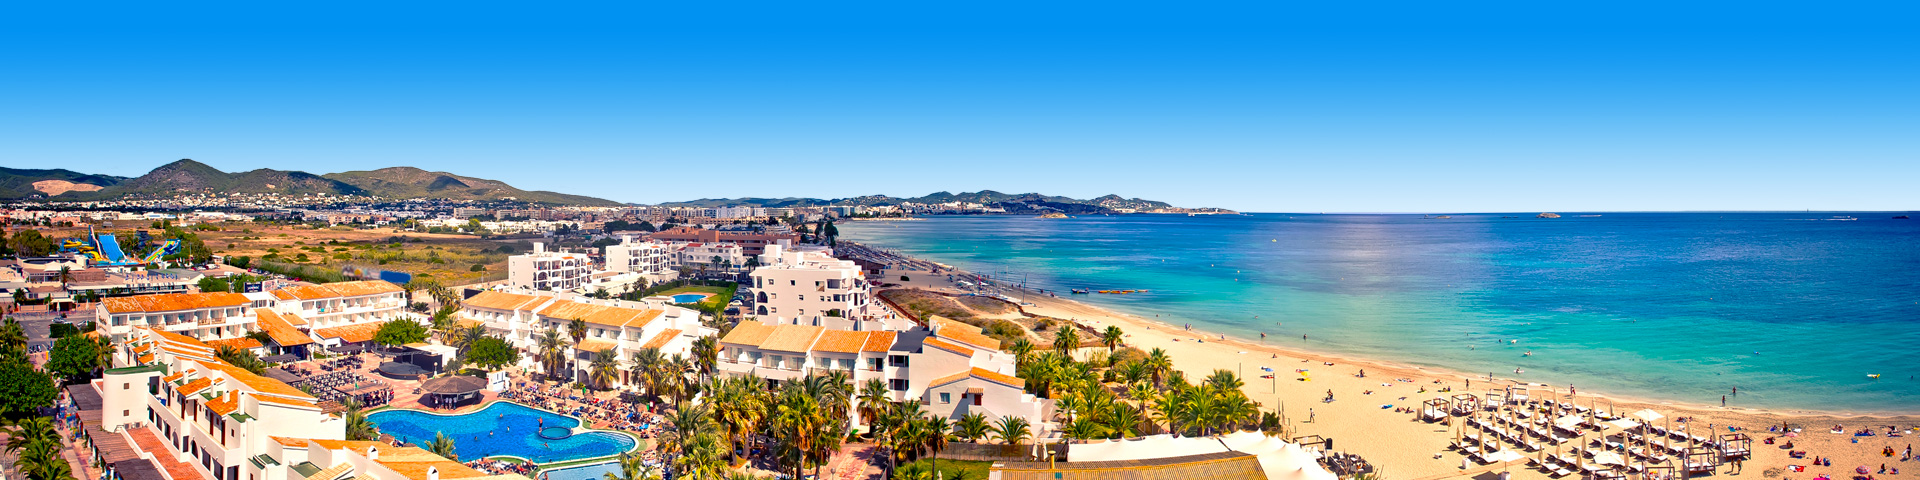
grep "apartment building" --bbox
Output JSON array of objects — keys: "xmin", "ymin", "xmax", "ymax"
[
  {"xmin": 505, "ymin": 243, "xmax": 591, "ymax": 292},
  {"xmin": 266, "ymin": 439, "xmax": 516, "ymax": 480},
  {"xmin": 268, "ymin": 281, "xmax": 408, "ymax": 330},
  {"xmin": 648, "ymin": 227, "xmax": 798, "ymax": 256},
  {"xmin": 714, "ymin": 316, "xmax": 1049, "ymax": 433},
  {"xmin": 97, "ymin": 293, "xmax": 256, "ymax": 344},
  {"xmin": 601, "ymin": 236, "xmax": 676, "ymax": 283},
  {"xmin": 677, "ymin": 243, "xmax": 747, "ymax": 278},
  {"xmin": 455, "ymin": 290, "xmax": 715, "ymax": 386},
  {"xmin": 101, "ymin": 328, "xmax": 342, "ymax": 480},
  {"xmin": 748, "ymin": 244, "xmax": 904, "ymax": 331}
]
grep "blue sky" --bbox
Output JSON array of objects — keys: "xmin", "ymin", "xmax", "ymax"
[{"xmin": 2, "ymin": 2, "xmax": 1914, "ymax": 212}]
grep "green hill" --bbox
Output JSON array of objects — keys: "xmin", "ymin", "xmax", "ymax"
[
  {"xmin": 0, "ymin": 167, "xmax": 128, "ymax": 199},
  {"xmin": 324, "ymin": 167, "xmax": 621, "ymax": 205}
]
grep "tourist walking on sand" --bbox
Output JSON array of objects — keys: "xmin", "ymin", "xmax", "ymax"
[{"xmin": 1310, "ymin": 408, "xmax": 1315, "ymax": 423}]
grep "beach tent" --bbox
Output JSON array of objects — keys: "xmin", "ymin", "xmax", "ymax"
[
  {"xmin": 1633, "ymin": 409, "xmax": 1665, "ymax": 423},
  {"xmin": 1593, "ymin": 451, "xmax": 1627, "ymax": 466},
  {"xmin": 1607, "ymin": 419, "xmax": 1642, "ymax": 431},
  {"xmin": 1066, "ymin": 434, "xmax": 1229, "ymax": 462},
  {"xmin": 1555, "ymin": 415, "xmax": 1587, "ymax": 431}
]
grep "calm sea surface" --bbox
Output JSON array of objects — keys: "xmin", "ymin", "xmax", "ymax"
[{"xmin": 839, "ymin": 213, "xmax": 1920, "ymax": 413}]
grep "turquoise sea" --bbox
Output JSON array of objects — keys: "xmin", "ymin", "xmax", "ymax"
[{"xmin": 839, "ymin": 213, "xmax": 1920, "ymax": 414}]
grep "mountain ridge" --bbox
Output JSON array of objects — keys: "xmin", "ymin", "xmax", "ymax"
[
  {"xmin": 0, "ymin": 159, "xmax": 621, "ymax": 205},
  {"xmin": 655, "ymin": 191, "xmax": 1187, "ymax": 212}
]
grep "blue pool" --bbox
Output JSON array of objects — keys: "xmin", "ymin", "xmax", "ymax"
[
  {"xmin": 670, "ymin": 293, "xmax": 709, "ymax": 303},
  {"xmin": 368, "ymin": 402, "xmax": 636, "ymax": 463},
  {"xmin": 541, "ymin": 462, "xmax": 622, "ymax": 480}
]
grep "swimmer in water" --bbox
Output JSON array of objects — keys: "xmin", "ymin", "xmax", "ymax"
[{"xmin": 1524, "ymin": 351, "xmax": 1531, "ymax": 356}]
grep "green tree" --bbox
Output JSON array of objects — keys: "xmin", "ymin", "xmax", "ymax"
[
  {"xmin": 343, "ymin": 399, "xmax": 378, "ymax": 440},
  {"xmin": 372, "ymin": 319, "xmax": 428, "ymax": 347},
  {"xmin": 466, "ymin": 336, "xmax": 520, "ymax": 372},
  {"xmin": 589, "ymin": 350, "xmax": 620, "ymax": 390},
  {"xmin": 1052, "ymin": 326, "xmax": 1081, "ymax": 358},
  {"xmin": 952, "ymin": 413, "xmax": 990, "ymax": 443},
  {"xmin": 602, "ymin": 451, "xmax": 659, "ymax": 480},
  {"xmin": 0, "ymin": 362, "xmax": 57, "ymax": 417},
  {"xmin": 46, "ymin": 335, "xmax": 103, "ymax": 384},
  {"xmin": 990, "ymin": 416, "xmax": 1030, "ymax": 446},
  {"xmin": 1101, "ymin": 326, "xmax": 1125, "ymax": 353}
]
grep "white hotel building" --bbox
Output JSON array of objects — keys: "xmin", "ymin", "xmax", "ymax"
[
  {"xmin": 716, "ymin": 314, "xmax": 1051, "ymax": 433},
  {"xmin": 94, "ymin": 280, "xmax": 417, "ymax": 357},
  {"xmin": 601, "ymin": 236, "xmax": 676, "ymax": 283},
  {"xmin": 747, "ymin": 244, "xmax": 908, "ymax": 331},
  {"xmin": 90, "ymin": 327, "xmax": 518, "ymax": 480},
  {"xmin": 504, "ymin": 243, "xmax": 591, "ymax": 292},
  {"xmin": 455, "ymin": 290, "xmax": 716, "ymax": 386}
]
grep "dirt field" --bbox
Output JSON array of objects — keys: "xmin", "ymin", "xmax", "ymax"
[{"xmin": 198, "ymin": 224, "xmax": 526, "ymax": 284}]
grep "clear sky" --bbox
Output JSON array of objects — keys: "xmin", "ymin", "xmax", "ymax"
[{"xmin": 2, "ymin": 2, "xmax": 1914, "ymax": 212}]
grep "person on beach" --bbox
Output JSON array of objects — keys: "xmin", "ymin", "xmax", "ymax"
[{"xmin": 1722, "ymin": 395, "xmax": 1727, "ymax": 406}]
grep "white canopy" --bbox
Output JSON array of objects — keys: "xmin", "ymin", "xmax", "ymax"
[
  {"xmin": 1555, "ymin": 415, "xmax": 1587, "ymax": 430},
  {"xmin": 1606, "ymin": 419, "xmax": 1642, "ymax": 430},
  {"xmin": 1487, "ymin": 450, "xmax": 1528, "ymax": 463},
  {"xmin": 1632, "ymin": 409, "xmax": 1665, "ymax": 422},
  {"xmin": 1593, "ymin": 452, "xmax": 1627, "ymax": 465},
  {"xmin": 1067, "ymin": 434, "xmax": 1229, "ymax": 462}
]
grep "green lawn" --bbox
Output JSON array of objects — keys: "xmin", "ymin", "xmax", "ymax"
[
  {"xmin": 660, "ymin": 285, "xmax": 736, "ymax": 310},
  {"xmin": 898, "ymin": 459, "xmax": 992, "ymax": 480}
]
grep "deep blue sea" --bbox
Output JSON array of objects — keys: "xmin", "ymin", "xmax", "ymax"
[{"xmin": 839, "ymin": 213, "xmax": 1920, "ymax": 414}]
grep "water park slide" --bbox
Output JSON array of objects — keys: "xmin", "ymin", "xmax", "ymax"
[{"xmin": 94, "ymin": 233, "xmax": 135, "ymax": 264}]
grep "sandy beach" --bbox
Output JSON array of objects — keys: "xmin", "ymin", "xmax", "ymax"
[{"xmin": 876, "ymin": 261, "xmax": 1920, "ymax": 480}]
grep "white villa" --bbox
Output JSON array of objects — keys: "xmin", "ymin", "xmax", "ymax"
[
  {"xmin": 504, "ymin": 243, "xmax": 590, "ymax": 292},
  {"xmin": 455, "ymin": 290, "xmax": 716, "ymax": 386},
  {"xmin": 747, "ymin": 244, "xmax": 907, "ymax": 331}
]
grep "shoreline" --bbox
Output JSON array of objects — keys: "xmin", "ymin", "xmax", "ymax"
[{"xmin": 862, "ymin": 242, "xmax": 1920, "ymax": 480}]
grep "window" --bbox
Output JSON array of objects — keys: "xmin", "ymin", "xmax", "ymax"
[
  {"xmin": 124, "ymin": 383, "xmax": 131, "ymax": 390},
  {"xmin": 889, "ymin": 379, "xmax": 908, "ymax": 391},
  {"xmin": 939, "ymin": 392, "xmax": 951, "ymax": 404},
  {"xmin": 838, "ymin": 359, "xmax": 854, "ymax": 370},
  {"xmin": 888, "ymin": 355, "xmax": 909, "ymax": 367},
  {"xmin": 867, "ymin": 358, "xmax": 883, "ymax": 371},
  {"xmin": 123, "ymin": 410, "xmax": 130, "ymax": 416},
  {"xmin": 974, "ymin": 394, "xmax": 982, "ymax": 406}
]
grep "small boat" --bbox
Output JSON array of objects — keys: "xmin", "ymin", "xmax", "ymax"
[
  {"xmin": 1070, "ymin": 289, "xmax": 1089, "ymax": 294},
  {"xmin": 1868, "ymin": 374, "xmax": 1881, "ymax": 379},
  {"xmin": 1894, "ymin": 215, "xmax": 1910, "ymax": 219}
]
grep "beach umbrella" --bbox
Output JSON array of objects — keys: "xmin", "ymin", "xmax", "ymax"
[{"xmin": 1594, "ymin": 452, "xmax": 1626, "ymax": 466}]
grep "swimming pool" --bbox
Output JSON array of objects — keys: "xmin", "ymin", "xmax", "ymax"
[
  {"xmin": 540, "ymin": 461, "xmax": 623, "ymax": 480},
  {"xmin": 669, "ymin": 293, "xmax": 709, "ymax": 303},
  {"xmin": 367, "ymin": 402, "xmax": 637, "ymax": 463}
]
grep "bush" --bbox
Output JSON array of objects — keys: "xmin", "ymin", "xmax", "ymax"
[
  {"xmin": 48, "ymin": 323, "xmax": 81, "ymax": 338},
  {"xmin": 470, "ymin": 264, "xmax": 486, "ymax": 272},
  {"xmin": 1033, "ymin": 318, "xmax": 1055, "ymax": 332},
  {"xmin": 333, "ymin": 253, "xmax": 352, "ymax": 260}
]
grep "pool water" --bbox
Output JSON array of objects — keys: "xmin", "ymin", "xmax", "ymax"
[
  {"xmin": 367, "ymin": 402, "xmax": 636, "ymax": 463},
  {"xmin": 541, "ymin": 462, "xmax": 621, "ymax": 480},
  {"xmin": 669, "ymin": 293, "xmax": 709, "ymax": 303}
]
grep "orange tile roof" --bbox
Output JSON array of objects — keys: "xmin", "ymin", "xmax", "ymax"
[
  {"xmin": 463, "ymin": 291, "xmax": 547, "ymax": 311},
  {"xmin": 926, "ymin": 367, "xmax": 1025, "ymax": 389},
  {"xmin": 137, "ymin": 353, "xmax": 155, "ymax": 364},
  {"xmin": 314, "ymin": 322, "xmax": 383, "ymax": 343},
  {"xmin": 536, "ymin": 300, "xmax": 661, "ymax": 328},
  {"xmin": 371, "ymin": 446, "xmax": 490, "ymax": 479},
  {"xmin": 208, "ymin": 390, "xmax": 242, "ymax": 416},
  {"xmin": 922, "ymin": 338, "xmax": 976, "ymax": 357},
  {"xmin": 162, "ymin": 371, "xmax": 186, "ymax": 383},
  {"xmin": 103, "ymin": 292, "xmax": 250, "ymax": 313},
  {"xmin": 306, "ymin": 439, "xmax": 386, "ymax": 451},
  {"xmin": 206, "ymin": 337, "xmax": 263, "ymax": 350},
  {"xmin": 930, "ymin": 315, "xmax": 1001, "ymax": 350},
  {"xmin": 639, "ymin": 329, "xmax": 682, "ymax": 350},
  {"xmin": 969, "ymin": 367, "xmax": 1024, "ymax": 388},
  {"xmin": 273, "ymin": 281, "xmax": 403, "ymax": 300},
  {"xmin": 177, "ymin": 377, "xmax": 216, "ymax": 396},
  {"xmin": 812, "ymin": 330, "xmax": 871, "ymax": 354},
  {"xmin": 256, "ymin": 310, "xmax": 314, "ymax": 346},
  {"xmin": 759, "ymin": 325, "xmax": 824, "ymax": 353},
  {"xmin": 718, "ymin": 322, "xmax": 774, "ymax": 347},
  {"xmin": 270, "ymin": 436, "xmax": 311, "ymax": 448},
  {"xmin": 195, "ymin": 359, "xmax": 315, "ymax": 400},
  {"xmin": 133, "ymin": 343, "xmax": 154, "ymax": 354},
  {"xmin": 861, "ymin": 331, "xmax": 896, "ymax": 353},
  {"xmin": 575, "ymin": 338, "xmax": 619, "ymax": 353}
]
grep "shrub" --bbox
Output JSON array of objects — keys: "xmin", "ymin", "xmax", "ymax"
[{"xmin": 470, "ymin": 264, "xmax": 486, "ymax": 272}]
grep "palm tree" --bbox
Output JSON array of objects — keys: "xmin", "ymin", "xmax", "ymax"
[
  {"xmin": 1052, "ymin": 327, "xmax": 1080, "ymax": 358},
  {"xmin": 690, "ymin": 335, "xmax": 719, "ymax": 382},
  {"xmin": 16, "ymin": 440, "xmax": 72, "ymax": 480},
  {"xmin": 629, "ymin": 347, "xmax": 663, "ymax": 400},
  {"xmin": 1144, "ymin": 347, "xmax": 1173, "ymax": 387},
  {"xmin": 602, "ymin": 451, "xmax": 659, "ymax": 480},
  {"xmin": 857, "ymin": 379, "xmax": 890, "ymax": 436},
  {"xmin": 1126, "ymin": 381, "xmax": 1158, "ymax": 404},
  {"xmin": 710, "ymin": 375, "xmax": 767, "ymax": 466},
  {"xmin": 1117, "ymin": 361, "xmax": 1150, "ymax": 386},
  {"xmin": 1101, "ymin": 325, "xmax": 1124, "ymax": 353},
  {"xmin": 1007, "ymin": 338, "xmax": 1034, "ymax": 367},
  {"xmin": 1106, "ymin": 404, "xmax": 1145, "ymax": 439},
  {"xmin": 772, "ymin": 386, "xmax": 825, "ymax": 479},
  {"xmin": 450, "ymin": 324, "xmax": 486, "ymax": 354},
  {"xmin": 1206, "ymin": 369, "xmax": 1244, "ymax": 392},
  {"xmin": 2, "ymin": 417, "xmax": 59, "ymax": 455},
  {"xmin": 536, "ymin": 326, "xmax": 568, "ymax": 381},
  {"xmin": 990, "ymin": 416, "xmax": 1030, "ymax": 446},
  {"xmin": 660, "ymin": 401, "xmax": 716, "ymax": 461},
  {"xmin": 427, "ymin": 431, "xmax": 459, "ymax": 460},
  {"xmin": 1061, "ymin": 416, "xmax": 1109, "ymax": 443},
  {"xmin": 590, "ymin": 350, "xmax": 621, "ymax": 390},
  {"xmin": 343, "ymin": 399, "xmax": 378, "ymax": 440},
  {"xmin": 677, "ymin": 432, "xmax": 729, "ymax": 480},
  {"xmin": 919, "ymin": 416, "xmax": 950, "ymax": 475},
  {"xmin": 662, "ymin": 354, "xmax": 694, "ymax": 403},
  {"xmin": 567, "ymin": 318, "xmax": 589, "ymax": 382},
  {"xmin": 952, "ymin": 413, "xmax": 990, "ymax": 443}
]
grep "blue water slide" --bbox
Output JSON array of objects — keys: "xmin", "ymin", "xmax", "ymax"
[{"xmin": 93, "ymin": 234, "xmax": 134, "ymax": 264}]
